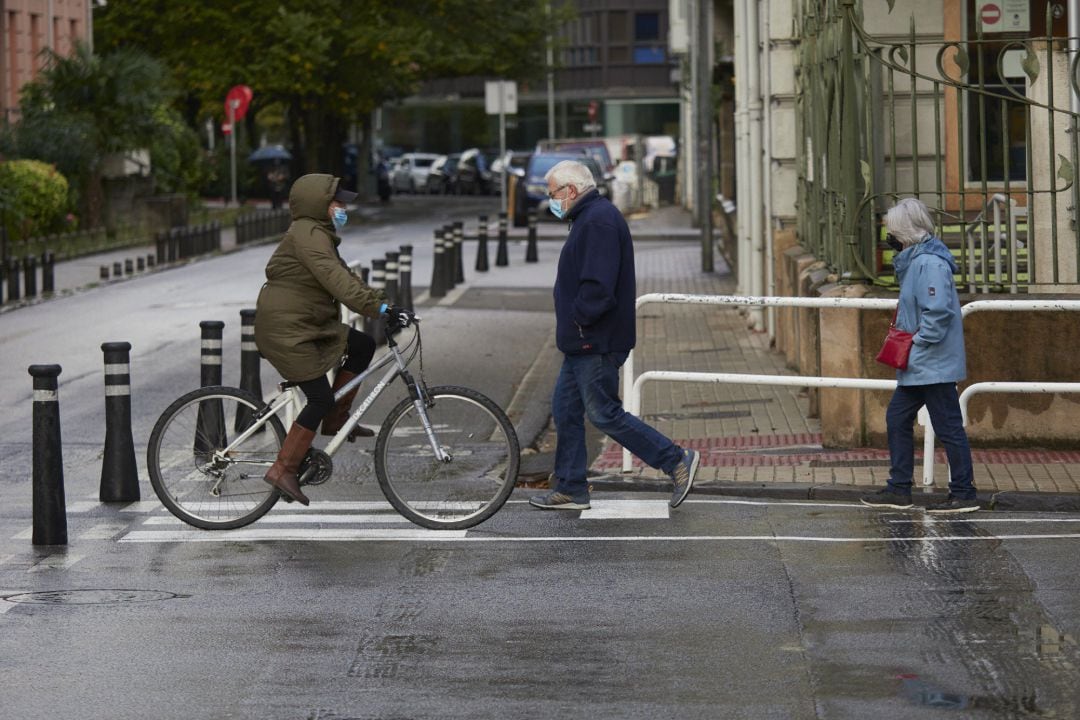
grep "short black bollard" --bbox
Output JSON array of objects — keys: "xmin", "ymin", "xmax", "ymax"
[
  {"xmin": 99, "ymin": 266, "xmax": 109, "ymax": 281},
  {"xmin": 137, "ymin": 256, "xmax": 145, "ymax": 272},
  {"xmin": 360, "ymin": 266, "xmax": 378, "ymax": 339},
  {"xmin": 155, "ymin": 230, "xmax": 167, "ymax": 265},
  {"xmin": 124, "ymin": 258, "xmax": 134, "ymax": 275},
  {"xmin": 99, "ymin": 342, "xmax": 140, "ymax": 503},
  {"xmin": 452, "ymin": 221, "xmax": 465, "ymax": 284},
  {"xmin": 496, "ymin": 212, "xmax": 509, "ymax": 267},
  {"xmin": 442, "ymin": 225, "xmax": 457, "ymax": 291},
  {"xmin": 23, "ymin": 254, "xmax": 37, "ymax": 297},
  {"xmin": 7, "ymin": 257, "xmax": 21, "ymax": 302},
  {"xmin": 146, "ymin": 253, "xmax": 156, "ymax": 269},
  {"xmin": 430, "ymin": 228, "xmax": 448, "ymax": 298},
  {"xmin": 525, "ymin": 209, "xmax": 539, "ymax": 262},
  {"xmin": 29, "ymin": 364, "xmax": 67, "ymax": 545},
  {"xmin": 475, "ymin": 215, "xmax": 490, "ymax": 272},
  {"xmin": 113, "ymin": 261, "xmax": 123, "ymax": 278},
  {"xmin": 384, "ymin": 251, "xmax": 400, "ymax": 306},
  {"xmin": 195, "ymin": 321, "xmax": 227, "ymax": 457},
  {"xmin": 41, "ymin": 251, "xmax": 55, "ymax": 293},
  {"xmin": 236, "ymin": 309, "xmax": 264, "ymax": 432}
]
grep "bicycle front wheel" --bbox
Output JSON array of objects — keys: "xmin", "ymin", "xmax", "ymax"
[
  {"xmin": 375, "ymin": 385, "xmax": 520, "ymax": 530},
  {"xmin": 147, "ymin": 386, "xmax": 284, "ymax": 530}
]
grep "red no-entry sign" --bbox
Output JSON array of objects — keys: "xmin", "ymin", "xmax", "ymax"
[
  {"xmin": 222, "ymin": 85, "xmax": 253, "ymax": 135},
  {"xmin": 980, "ymin": 3, "xmax": 1001, "ymax": 27}
]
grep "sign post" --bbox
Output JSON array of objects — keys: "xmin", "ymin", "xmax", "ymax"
[
  {"xmin": 485, "ymin": 81, "xmax": 517, "ymax": 216},
  {"xmin": 222, "ymin": 85, "xmax": 253, "ymax": 207}
]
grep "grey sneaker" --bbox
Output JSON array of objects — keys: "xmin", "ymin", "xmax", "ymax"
[
  {"xmin": 860, "ymin": 488, "xmax": 914, "ymax": 509},
  {"xmin": 669, "ymin": 449, "xmax": 699, "ymax": 508},
  {"xmin": 926, "ymin": 495, "xmax": 980, "ymax": 514},
  {"xmin": 528, "ymin": 490, "xmax": 591, "ymax": 511}
]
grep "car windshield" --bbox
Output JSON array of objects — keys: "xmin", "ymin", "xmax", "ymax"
[
  {"xmin": 414, "ymin": 158, "xmax": 435, "ymax": 168},
  {"xmin": 527, "ymin": 155, "xmax": 579, "ymax": 182}
]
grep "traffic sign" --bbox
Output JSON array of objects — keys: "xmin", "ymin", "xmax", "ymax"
[
  {"xmin": 484, "ymin": 81, "xmax": 517, "ymax": 115},
  {"xmin": 222, "ymin": 85, "xmax": 253, "ymax": 135}
]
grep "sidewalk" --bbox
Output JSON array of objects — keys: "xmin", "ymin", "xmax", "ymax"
[{"xmin": 530, "ymin": 206, "xmax": 1080, "ymax": 513}]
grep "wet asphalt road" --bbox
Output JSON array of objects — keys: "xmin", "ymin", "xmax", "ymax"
[
  {"xmin": 2, "ymin": 196, "xmax": 1080, "ymax": 718},
  {"xmin": 3, "ymin": 497, "xmax": 1080, "ymax": 719}
]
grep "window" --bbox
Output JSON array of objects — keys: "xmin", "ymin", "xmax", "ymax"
[{"xmin": 635, "ymin": 13, "xmax": 660, "ymax": 41}]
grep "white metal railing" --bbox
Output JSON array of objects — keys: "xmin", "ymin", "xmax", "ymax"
[{"xmin": 624, "ymin": 294, "xmax": 1080, "ymax": 486}]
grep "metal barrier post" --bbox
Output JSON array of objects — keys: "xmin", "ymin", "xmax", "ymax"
[
  {"xmin": 430, "ymin": 228, "xmax": 448, "ymax": 297},
  {"xmin": 99, "ymin": 342, "xmax": 140, "ymax": 502},
  {"xmin": 384, "ymin": 251, "xmax": 400, "ymax": 306},
  {"xmin": 7, "ymin": 257, "xmax": 20, "ymax": 302},
  {"xmin": 29, "ymin": 364, "xmax": 66, "ymax": 545},
  {"xmin": 23, "ymin": 254, "xmax": 37, "ymax": 297},
  {"xmin": 452, "ymin": 221, "xmax": 465, "ymax": 284},
  {"xmin": 41, "ymin": 251, "xmax": 55, "ymax": 294}
]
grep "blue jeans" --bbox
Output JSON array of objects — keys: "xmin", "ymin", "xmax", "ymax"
[
  {"xmin": 551, "ymin": 352, "xmax": 684, "ymax": 496},
  {"xmin": 886, "ymin": 383, "xmax": 976, "ymax": 500}
]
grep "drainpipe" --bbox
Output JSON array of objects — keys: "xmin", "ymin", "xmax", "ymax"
[
  {"xmin": 1071, "ymin": 5, "xmax": 1079, "ymax": 117},
  {"xmin": 733, "ymin": 0, "xmax": 749, "ymax": 297},
  {"xmin": 762, "ymin": 2, "xmax": 776, "ymax": 341},
  {"xmin": 746, "ymin": 0, "xmax": 765, "ymax": 331}
]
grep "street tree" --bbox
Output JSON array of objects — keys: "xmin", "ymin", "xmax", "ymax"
[{"xmin": 94, "ymin": 1, "xmax": 555, "ymax": 180}]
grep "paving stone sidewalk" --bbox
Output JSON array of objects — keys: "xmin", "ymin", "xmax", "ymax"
[{"xmin": 552, "ymin": 214, "xmax": 1080, "ymax": 512}]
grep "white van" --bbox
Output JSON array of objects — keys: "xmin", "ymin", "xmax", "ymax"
[{"xmin": 390, "ymin": 153, "xmax": 441, "ymax": 193}]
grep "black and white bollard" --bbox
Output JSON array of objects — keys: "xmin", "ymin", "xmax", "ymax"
[
  {"xmin": 384, "ymin": 251, "xmax": 400, "ymax": 307},
  {"xmin": 236, "ymin": 309, "xmax": 264, "ymax": 432},
  {"xmin": 29, "ymin": 364, "xmax": 67, "ymax": 545},
  {"xmin": 525, "ymin": 209, "xmax": 539, "ymax": 262},
  {"xmin": 475, "ymin": 215, "xmax": 490, "ymax": 272},
  {"xmin": 360, "ymin": 266, "xmax": 378, "ymax": 339},
  {"xmin": 452, "ymin": 221, "xmax": 465, "ymax": 284},
  {"xmin": 7, "ymin": 257, "xmax": 20, "ymax": 302},
  {"xmin": 100, "ymin": 342, "xmax": 140, "ymax": 502},
  {"xmin": 23, "ymin": 254, "xmax": 37, "ymax": 298},
  {"xmin": 430, "ymin": 228, "xmax": 448, "ymax": 298},
  {"xmin": 370, "ymin": 259, "xmax": 387, "ymax": 345},
  {"xmin": 496, "ymin": 212, "xmax": 509, "ymax": 267},
  {"xmin": 41, "ymin": 251, "xmax": 56, "ymax": 293},
  {"xmin": 441, "ymin": 225, "xmax": 456, "ymax": 291},
  {"xmin": 195, "ymin": 321, "xmax": 227, "ymax": 457},
  {"xmin": 398, "ymin": 244, "xmax": 414, "ymax": 311}
]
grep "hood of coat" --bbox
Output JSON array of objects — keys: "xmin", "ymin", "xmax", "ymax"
[
  {"xmin": 893, "ymin": 235, "xmax": 957, "ymax": 279},
  {"xmin": 289, "ymin": 173, "xmax": 339, "ymax": 226}
]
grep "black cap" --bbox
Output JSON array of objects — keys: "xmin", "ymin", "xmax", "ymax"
[{"xmin": 333, "ymin": 182, "xmax": 358, "ymax": 204}]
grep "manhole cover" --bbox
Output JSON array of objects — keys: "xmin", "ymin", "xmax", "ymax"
[{"xmin": 2, "ymin": 589, "xmax": 189, "ymax": 605}]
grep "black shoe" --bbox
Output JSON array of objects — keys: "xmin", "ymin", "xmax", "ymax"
[
  {"xmin": 860, "ymin": 488, "xmax": 913, "ymax": 510},
  {"xmin": 926, "ymin": 495, "xmax": 980, "ymax": 514}
]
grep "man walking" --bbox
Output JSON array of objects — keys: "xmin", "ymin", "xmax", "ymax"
[{"xmin": 529, "ymin": 160, "xmax": 699, "ymax": 511}]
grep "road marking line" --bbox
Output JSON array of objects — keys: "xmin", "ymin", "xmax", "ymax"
[
  {"xmin": 120, "ymin": 528, "xmax": 468, "ymax": 543},
  {"xmin": 12, "ymin": 527, "xmax": 32, "ymax": 540},
  {"xmin": 77, "ymin": 523, "xmax": 129, "ymax": 540},
  {"xmin": 28, "ymin": 553, "xmax": 84, "ymax": 571},
  {"xmin": 119, "ymin": 501, "xmax": 165, "ymax": 513},
  {"xmin": 581, "ymin": 499, "xmax": 669, "ymax": 520},
  {"xmin": 890, "ymin": 517, "xmax": 1080, "ymax": 524},
  {"xmin": 141, "ymin": 514, "xmax": 415, "ymax": 526},
  {"xmin": 67, "ymin": 501, "xmax": 100, "ymax": 513},
  {"xmin": 117, "ymin": 531, "xmax": 1080, "ymax": 544}
]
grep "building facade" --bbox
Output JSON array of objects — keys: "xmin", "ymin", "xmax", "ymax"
[
  {"xmin": 379, "ymin": 0, "xmax": 680, "ymax": 155},
  {"xmin": 0, "ymin": 0, "xmax": 92, "ymax": 123}
]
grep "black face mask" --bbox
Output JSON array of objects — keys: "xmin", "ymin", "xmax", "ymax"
[{"xmin": 885, "ymin": 233, "xmax": 903, "ymax": 253}]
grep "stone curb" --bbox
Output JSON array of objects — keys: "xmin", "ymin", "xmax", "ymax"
[{"xmin": 586, "ymin": 475, "xmax": 1080, "ymax": 513}]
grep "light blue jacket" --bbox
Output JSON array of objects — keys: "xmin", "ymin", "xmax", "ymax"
[{"xmin": 893, "ymin": 236, "xmax": 966, "ymax": 386}]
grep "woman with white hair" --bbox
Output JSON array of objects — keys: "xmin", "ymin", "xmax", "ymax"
[{"xmin": 862, "ymin": 197, "xmax": 979, "ymax": 513}]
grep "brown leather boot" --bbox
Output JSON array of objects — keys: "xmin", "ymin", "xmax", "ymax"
[
  {"xmin": 320, "ymin": 369, "xmax": 374, "ymax": 440},
  {"xmin": 263, "ymin": 424, "xmax": 315, "ymax": 505}
]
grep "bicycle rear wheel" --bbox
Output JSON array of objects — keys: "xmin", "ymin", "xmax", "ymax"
[
  {"xmin": 375, "ymin": 385, "xmax": 520, "ymax": 530},
  {"xmin": 147, "ymin": 386, "xmax": 284, "ymax": 530}
]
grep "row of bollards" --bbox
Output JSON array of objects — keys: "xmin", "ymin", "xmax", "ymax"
[
  {"xmin": 98, "ymin": 254, "xmax": 157, "ymax": 283},
  {"xmin": 429, "ymin": 210, "xmax": 539, "ymax": 298},
  {"xmin": 3, "ymin": 252, "xmax": 57, "ymax": 304}
]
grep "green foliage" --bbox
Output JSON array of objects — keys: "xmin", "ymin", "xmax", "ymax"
[
  {"xmin": 0, "ymin": 159, "xmax": 71, "ymax": 240},
  {"xmin": 149, "ymin": 106, "xmax": 211, "ymax": 197}
]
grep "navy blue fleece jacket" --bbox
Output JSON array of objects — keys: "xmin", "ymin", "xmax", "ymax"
[{"xmin": 553, "ymin": 190, "xmax": 637, "ymax": 355}]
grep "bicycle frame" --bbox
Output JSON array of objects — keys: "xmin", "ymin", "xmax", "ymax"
[{"xmin": 219, "ymin": 324, "xmax": 449, "ymax": 465}]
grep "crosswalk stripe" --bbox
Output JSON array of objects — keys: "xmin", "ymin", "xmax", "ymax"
[
  {"xmin": 141, "ymin": 514, "xmax": 414, "ymax": 526},
  {"xmin": 119, "ymin": 528, "xmax": 467, "ymax": 543}
]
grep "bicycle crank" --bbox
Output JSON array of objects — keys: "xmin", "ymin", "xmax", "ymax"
[{"xmin": 298, "ymin": 448, "xmax": 333, "ymax": 486}]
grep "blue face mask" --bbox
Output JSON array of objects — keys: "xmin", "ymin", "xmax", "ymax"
[
  {"xmin": 332, "ymin": 207, "xmax": 348, "ymax": 230},
  {"xmin": 549, "ymin": 198, "xmax": 565, "ymax": 220}
]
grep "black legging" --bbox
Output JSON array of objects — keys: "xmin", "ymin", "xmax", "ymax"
[{"xmin": 295, "ymin": 328, "xmax": 376, "ymax": 430}]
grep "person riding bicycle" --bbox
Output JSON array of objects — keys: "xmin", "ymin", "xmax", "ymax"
[{"xmin": 255, "ymin": 173, "xmax": 407, "ymax": 506}]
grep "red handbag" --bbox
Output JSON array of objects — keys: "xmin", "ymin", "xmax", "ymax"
[{"xmin": 875, "ymin": 307, "xmax": 914, "ymax": 370}]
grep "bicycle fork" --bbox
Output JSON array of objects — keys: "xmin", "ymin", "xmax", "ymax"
[{"xmin": 399, "ymin": 368, "xmax": 452, "ymax": 464}]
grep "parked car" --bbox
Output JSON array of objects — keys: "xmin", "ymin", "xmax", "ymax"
[
  {"xmin": 456, "ymin": 148, "xmax": 494, "ymax": 195},
  {"xmin": 491, "ymin": 150, "xmax": 532, "ymax": 195},
  {"xmin": 537, "ymin": 138, "xmax": 615, "ymax": 173},
  {"xmin": 513, "ymin": 151, "xmax": 610, "ymax": 225},
  {"xmin": 426, "ymin": 153, "xmax": 461, "ymax": 194},
  {"xmin": 390, "ymin": 152, "xmax": 440, "ymax": 193}
]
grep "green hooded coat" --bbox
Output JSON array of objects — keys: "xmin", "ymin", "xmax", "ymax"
[{"xmin": 254, "ymin": 174, "xmax": 385, "ymax": 382}]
